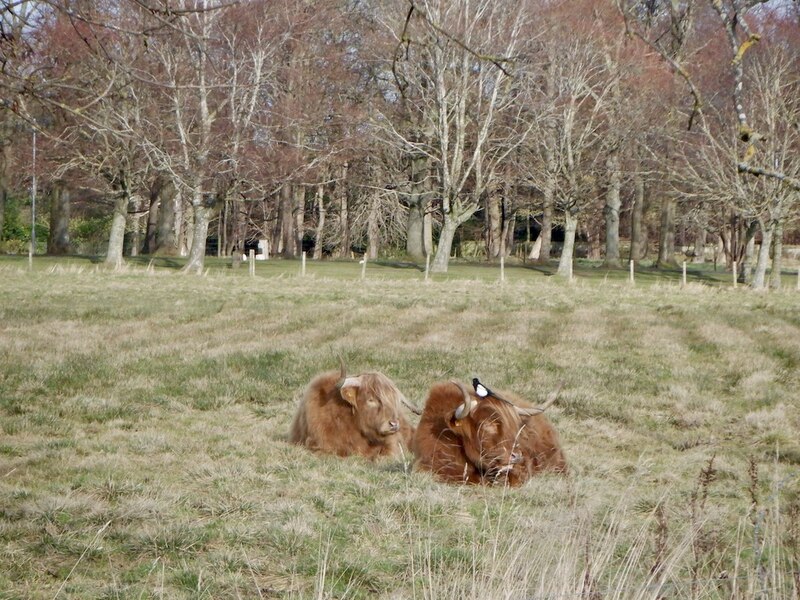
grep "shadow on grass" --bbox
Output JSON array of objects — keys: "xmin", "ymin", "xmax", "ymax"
[{"xmin": 374, "ymin": 260, "xmax": 425, "ymax": 273}]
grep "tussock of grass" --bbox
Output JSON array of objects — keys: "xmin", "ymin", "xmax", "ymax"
[{"xmin": 0, "ymin": 264, "xmax": 799, "ymax": 597}]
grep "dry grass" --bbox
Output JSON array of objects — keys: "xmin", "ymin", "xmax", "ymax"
[{"xmin": 0, "ymin": 263, "xmax": 799, "ymax": 598}]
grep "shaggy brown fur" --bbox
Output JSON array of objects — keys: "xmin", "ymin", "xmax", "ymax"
[
  {"xmin": 413, "ymin": 381, "xmax": 567, "ymax": 485},
  {"xmin": 289, "ymin": 369, "xmax": 415, "ymax": 459}
]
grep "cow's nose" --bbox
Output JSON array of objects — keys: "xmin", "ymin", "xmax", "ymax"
[
  {"xmin": 510, "ymin": 451, "xmax": 523, "ymax": 464},
  {"xmin": 389, "ymin": 420, "xmax": 400, "ymax": 432}
]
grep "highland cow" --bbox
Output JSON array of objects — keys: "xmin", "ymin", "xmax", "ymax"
[
  {"xmin": 413, "ymin": 380, "xmax": 567, "ymax": 485},
  {"xmin": 289, "ymin": 365, "xmax": 416, "ymax": 459}
]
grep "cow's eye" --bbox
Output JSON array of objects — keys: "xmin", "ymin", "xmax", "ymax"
[{"xmin": 366, "ymin": 398, "xmax": 379, "ymax": 407}]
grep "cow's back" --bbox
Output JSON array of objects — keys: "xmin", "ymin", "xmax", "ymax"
[
  {"xmin": 503, "ymin": 391, "xmax": 567, "ymax": 475},
  {"xmin": 289, "ymin": 370, "xmax": 364, "ymax": 455}
]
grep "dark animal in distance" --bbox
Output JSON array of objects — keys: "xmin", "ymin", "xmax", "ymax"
[
  {"xmin": 289, "ymin": 365, "xmax": 415, "ymax": 459},
  {"xmin": 413, "ymin": 380, "xmax": 567, "ymax": 485}
]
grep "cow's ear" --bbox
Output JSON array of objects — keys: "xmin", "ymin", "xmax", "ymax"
[{"xmin": 339, "ymin": 377, "xmax": 361, "ymax": 406}]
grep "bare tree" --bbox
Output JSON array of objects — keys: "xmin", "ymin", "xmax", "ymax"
[
  {"xmin": 522, "ymin": 36, "xmax": 614, "ymax": 278},
  {"xmin": 379, "ymin": 0, "xmax": 531, "ymax": 272}
]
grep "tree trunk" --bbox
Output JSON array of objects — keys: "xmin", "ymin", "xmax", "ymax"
[
  {"xmin": 294, "ymin": 184, "xmax": 305, "ymax": 256},
  {"xmin": 232, "ymin": 198, "xmax": 244, "ymax": 257},
  {"xmin": 142, "ymin": 182, "xmax": 160, "ymax": 255},
  {"xmin": 337, "ymin": 165, "xmax": 350, "ymax": 258},
  {"xmin": 105, "ymin": 193, "xmax": 128, "ymax": 268},
  {"xmin": 176, "ymin": 192, "xmax": 187, "ymax": 256},
  {"xmin": 656, "ymin": 196, "xmax": 677, "ymax": 267},
  {"xmin": 557, "ymin": 208, "xmax": 578, "ymax": 278},
  {"xmin": 430, "ymin": 191, "xmax": 479, "ymax": 273},
  {"xmin": 129, "ymin": 195, "xmax": 142, "ymax": 258},
  {"xmin": 183, "ymin": 190, "xmax": 215, "ymax": 274},
  {"xmin": 769, "ymin": 219, "xmax": 783, "ymax": 290},
  {"xmin": 629, "ymin": 173, "xmax": 645, "ymax": 264},
  {"xmin": 0, "ymin": 139, "xmax": 9, "ymax": 242},
  {"xmin": 367, "ymin": 194, "xmax": 380, "ymax": 260},
  {"xmin": 587, "ymin": 221, "xmax": 602, "ymax": 261},
  {"xmin": 431, "ymin": 217, "xmax": 459, "ymax": 273},
  {"xmin": 270, "ymin": 192, "xmax": 282, "ymax": 255},
  {"xmin": 539, "ymin": 177, "xmax": 554, "ymax": 262},
  {"xmin": 153, "ymin": 178, "xmax": 178, "ymax": 256},
  {"xmin": 0, "ymin": 183, "xmax": 5, "ymax": 242},
  {"xmin": 313, "ymin": 183, "xmax": 326, "ymax": 260},
  {"xmin": 218, "ymin": 199, "xmax": 227, "ymax": 257},
  {"xmin": 502, "ymin": 213, "xmax": 515, "ymax": 257},
  {"xmin": 486, "ymin": 190, "xmax": 502, "ymax": 259},
  {"xmin": 279, "ymin": 183, "xmax": 297, "ymax": 258},
  {"xmin": 47, "ymin": 180, "xmax": 70, "ymax": 255},
  {"xmin": 751, "ymin": 218, "xmax": 773, "ymax": 290},
  {"xmin": 423, "ymin": 210, "xmax": 433, "ymax": 257},
  {"xmin": 743, "ymin": 230, "xmax": 756, "ymax": 285},
  {"xmin": 692, "ymin": 226, "xmax": 706, "ymax": 264},
  {"xmin": 406, "ymin": 153, "xmax": 428, "ymax": 260},
  {"xmin": 603, "ymin": 151, "xmax": 621, "ymax": 268}
]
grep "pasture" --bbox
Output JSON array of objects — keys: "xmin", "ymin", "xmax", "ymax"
[{"xmin": 1, "ymin": 257, "xmax": 799, "ymax": 599}]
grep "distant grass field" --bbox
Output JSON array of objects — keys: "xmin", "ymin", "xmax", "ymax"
[
  {"xmin": 1, "ymin": 252, "xmax": 798, "ymax": 287},
  {"xmin": 0, "ymin": 257, "xmax": 799, "ymax": 599}
]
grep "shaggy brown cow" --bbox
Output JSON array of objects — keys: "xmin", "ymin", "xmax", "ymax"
[
  {"xmin": 289, "ymin": 365, "xmax": 416, "ymax": 459},
  {"xmin": 413, "ymin": 380, "xmax": 567, "ymax": 485}
]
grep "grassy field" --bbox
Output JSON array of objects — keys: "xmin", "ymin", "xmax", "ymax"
[{"xmin": 1, "ymin": 257, "xmax": 799, "ymax": 599}]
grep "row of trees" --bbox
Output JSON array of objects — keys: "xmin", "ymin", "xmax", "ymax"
[{"xmin": 0, "ymin": 0, "xmax": 798, "ymax": 286}]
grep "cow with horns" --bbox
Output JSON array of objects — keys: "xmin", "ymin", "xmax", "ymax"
[
  {"xmin": 289, "ymin": 364, "xmax": 418, "ymax": 459},
  {"xmin": 412, "ymin": 379, "xmax": 567, "ymax": 485}
]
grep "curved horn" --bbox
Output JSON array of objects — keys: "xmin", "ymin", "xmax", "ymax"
[
  {"xmin": 515, "ymin": 382, "xmax": 563, "ymax": 417},
  {"xmin": 335, "ymin": 356, "xmax": 347, "ymax": 390},
  {"xmin": 451, "ymin": 380, "xmax": 476, "ymax": 420}
]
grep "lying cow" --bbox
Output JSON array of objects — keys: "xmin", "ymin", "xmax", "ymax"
[
  {"xmin": 289, "ymin": 365, "xmax": 416, "ymax": 459},
  {"xmin": 413, "ymin": 380, "xmax": 567, "ymax": 485}
]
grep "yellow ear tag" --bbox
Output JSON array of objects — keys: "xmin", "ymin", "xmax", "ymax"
[{"xmin": 340, "ymin": 386, "xmax": 358, "ymax": 405}]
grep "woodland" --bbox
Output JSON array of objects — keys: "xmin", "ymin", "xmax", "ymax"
[{"xmin": 0, "ymin": 0, "xmax": 798, "ymax": 285}]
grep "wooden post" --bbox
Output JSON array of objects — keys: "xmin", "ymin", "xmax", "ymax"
[
  {"xmin": 249, "ymin": 249, "xmax": 255, "ymax": 277},
  {"xmin": 500, "ymin": 256, "xmax": 505, "ymax": 283},
  {"xmin": 629, "ymin": 260, "xmax": 634, "ymax": 284},
  {"xmin": 733, "ymin": 261, "xmax": 738, "ymax": 289},
  {"xmin": 682, "ymin": 261, "xmax": 687, "ymax": 287},
  {"xmin": 424, "ymin": 254, "xmax": 430, "ymax": 282},
  {"xmin": 301, "ymin": 251, "xmax": 306, "ymax": 277},
  {"xmin": 361, "ymin": 256, "xmax": 367, "ymax": 280}
]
